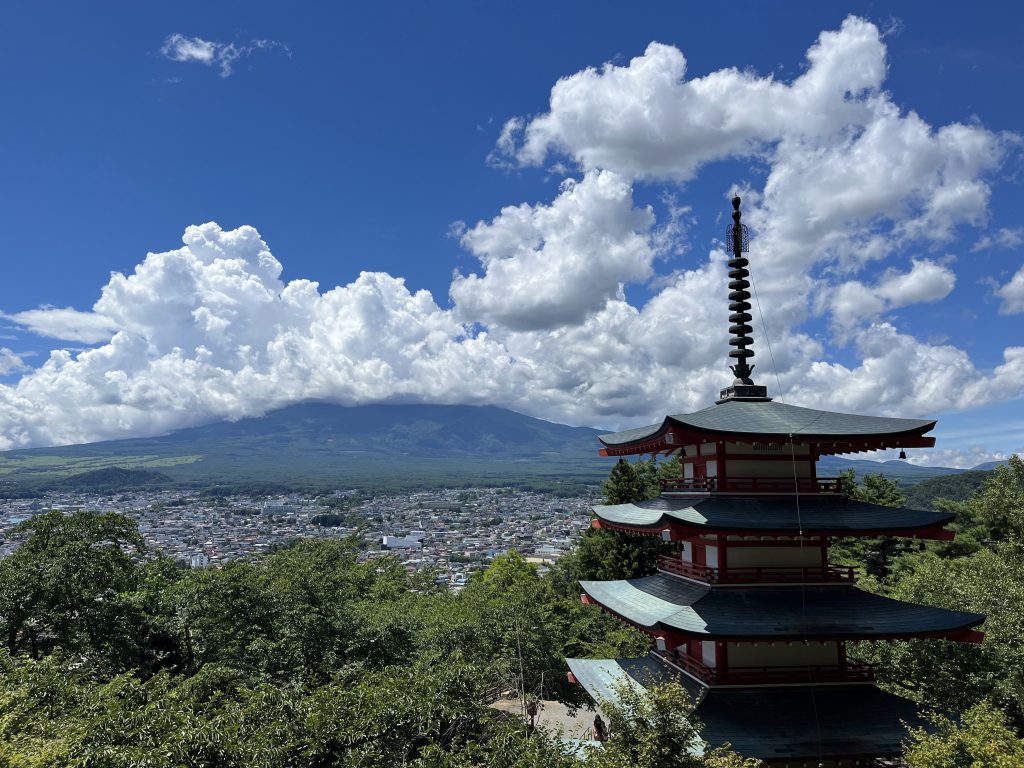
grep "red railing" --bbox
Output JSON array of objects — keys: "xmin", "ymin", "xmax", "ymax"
[
  {"xmin": 656, "ymin": 555, "xmax": 856, "ymax": 585},
  {"xmin": 666, "ymin": 651, "xmax": 874, "ymax": 686},
  {"xmin": 660, "ymin": 476, "xmax": 844, "ymax": 495},
  {"xmin": 657, "ymin": 557, "xmax": 716, "ymax": 581}
]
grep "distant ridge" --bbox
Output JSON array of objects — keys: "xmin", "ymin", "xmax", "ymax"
[
  {"xmin": 816, "ymin": 455, "xmax": 965, "ymax": 483},
  {"xmin": 0, "ymin": 403, "xmax": 607, "ymax": 491}
]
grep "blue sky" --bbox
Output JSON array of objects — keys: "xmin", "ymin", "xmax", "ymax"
[{"xmin": 0, "ymin": 1, "xmax": 1022, "ymax": 465}]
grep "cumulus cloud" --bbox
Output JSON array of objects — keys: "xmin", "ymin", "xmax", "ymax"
[
  {"xmin": 827, "ymin": 259, "xmax": 956, "ymax": 330},
  {"xmin": 4, "ymin": 307, "xmax": 119, "ymax": 343},
  {"xmin": 996, "ymin": 266, "xmax": 1024, "ymax": 314},
  {"xmin": 496, "ymin": 18, "xmax": 890, "ymax": 180},
  {"xmin": 451, "ymin": 171, "xmax": 656, "ymax": 330},
  {"xmin": 0, "ymin": 222, "xmax": 1020, "ymax": 450},
  {"xmin": 1, "ymin": 17, "xmax": 1021, "ymax": 451},
  {"xmin": 160, "ymin": 33, "xmax": 289, "ymax": 77},
  {"xmin": 495, "ymin": 16, "xmax": 1009, "ymax": 311}
]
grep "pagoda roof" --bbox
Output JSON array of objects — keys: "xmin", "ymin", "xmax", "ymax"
[
  {"xmin": 580, "ymin": 574, "xmax": 984, "ymax": 640},
  {"xmin": 566, "ymin": 654, "xmax": 926, "ymax": 761},
  {"xmin": 599, "ymin": 399, "xmax": 935, "ymax": 450},
  {"xmin": 593, "ymin": 495, "xmax": 954, "ymax": 537}
]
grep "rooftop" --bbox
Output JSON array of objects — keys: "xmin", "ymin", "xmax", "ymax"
[
  {"xmin": 566, "ymin": 655, "xmax": 927, "ymax": 762},
  {"xmin": 593, "ymin": 495, "xmax": 954, "ymax": 537},
  {"xmin": 580, "ymin": 573, "xmax": 984, "ymax": 640},
  {"xmin": 599, "ymin": 399, "xmax": 936, "ymax": 451}
]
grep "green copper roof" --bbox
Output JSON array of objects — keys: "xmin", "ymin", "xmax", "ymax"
[
  {"xmin": 567, "ymin": 655, "xmax": 926, "ymax": 761},
  {"xmin": 566, "ymin": 655, "xmax": 702, "ymax": 705},
  {"xmin": 580, "ymin": 574, "xmax": 984, "ymax": 639},
  {"xmin": 599, "ymin": 399, "xmax": 936, "ymax": 447},
  {"xmin": 594, "ymin": 495, "xmax": 954, "ymax": 534}
]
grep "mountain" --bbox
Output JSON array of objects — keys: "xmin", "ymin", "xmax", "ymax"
[
  {"xmin": 971, "ymin": 460, "xmax": 1010, "ymax": 471},
  {"xmin": 902, "ymin": 470, "xmax": 994, "ymax": 511},
  {"xmin": 0, "ymin": 403, "xmax": 608, "ymax": 492},
  {"xmin": 815, "ymin": 455, "xmax": 965, "ymax": 484}
]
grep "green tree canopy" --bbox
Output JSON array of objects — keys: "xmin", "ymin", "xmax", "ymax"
[
  {"xmin": 584, "ymin": 681, "xmax": 761, "ymax": 768},
  {"xmin": 0, "ymin": 511, "xmax": 145, "ymax": 669},
  {"xmin": 904, "ymin": 701, "xmax": 1024, "ymax": 768},
  {"xmin": 857, "ymin": 456, "xmax": 1024, "ymax": 727}
]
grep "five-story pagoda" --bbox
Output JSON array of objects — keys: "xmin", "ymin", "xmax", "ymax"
[{"xmin": 567, "ymin": 197, "xmax": 986, "ymax": 766}]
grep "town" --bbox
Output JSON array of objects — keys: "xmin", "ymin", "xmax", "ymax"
[{"xmin": 0, "ymin": 487, "xmax": 597, "ymax": 586}]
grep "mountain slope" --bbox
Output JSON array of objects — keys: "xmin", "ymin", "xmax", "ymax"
[
  {"xmin": 0, "ymin": 403, "xmax": 608, "ymax": 491},
  {"xmin": 815, "ymin": 455, "xmax": 965, "ymax": 484}
]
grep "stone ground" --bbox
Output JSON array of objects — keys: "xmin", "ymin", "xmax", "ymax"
[{"xmin": 489, "ymin": 697, "xmax": 600, "ymax": 741}]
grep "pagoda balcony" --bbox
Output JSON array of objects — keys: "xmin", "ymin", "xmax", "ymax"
[
  {"xmin": 662, "ymin": 651, "xmax": 875, "ymax": 687},
  {"xmin": 656, "ymin": 555, "xmax": 857, "ymax": 585},
  {"xmin": 660, "ymin": 476, "xmax": 845, "ymax": 495}
]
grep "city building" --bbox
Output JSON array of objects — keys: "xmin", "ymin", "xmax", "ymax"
[
  {"xmin": 190, "ymin": 552, "xmax": 210, "ymax": 569},
  {"xmin": 567, "ymin": 198, "xmax": 986, "ymax": 766}
]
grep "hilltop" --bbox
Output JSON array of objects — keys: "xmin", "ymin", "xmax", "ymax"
[{"xmin": 0, "ymin": 403, "xmax": 607, "ymax": 492}]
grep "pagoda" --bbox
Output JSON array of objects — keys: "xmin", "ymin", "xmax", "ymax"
[{"xmin": 567, "ymin": 197, "xmax": 986, "ymax": 766}]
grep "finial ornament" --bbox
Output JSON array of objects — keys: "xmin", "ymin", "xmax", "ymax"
[
  {"xmin": 726, "ymin": 196, "xmax": 755, "ymax": 385},
  {"xmin": 717, "ymin": 195, "xmax": 771, "ymax": 403}
]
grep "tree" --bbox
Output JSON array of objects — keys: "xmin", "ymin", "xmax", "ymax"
[
  {"xmin": 932, "ymin": 455, "xmax": 1024, "ymax": 558},
  {"xmin": 168, "ymin": 536, "xmax": 413, "ymax": 678},
  {"xmin": 585, "ymin": 681, "xmax": 761, "ymax": 768},
  {"xmin": 855, "ymin": 458, "xmax": 1024, "ymax": 727},
  {"xmin": 601, "ymin": 457, "xmax": 682, "ymax": 505},
  {"xmin": 860, "ymin": 541, "xmax": 1024, "ymax": 728},
  {"xmin": 904, "ymin": 701, "xmax": 1024, "ymax": 767},
  {"xmin": 833, "ymin": 471, "xmax": 913, "ymax": 578},
  {"xmin": 0, "ymin": 511, "xmax": 145, "ymax": 669},
  {"xmin": 563, "ymin": 457, "xmax": 675, "ymax": 584},
  {"xmin": 552, "ymin": 528, "xmax": 668, "ymax": 584},
  {"xmin": 602, "ymin": 459, "xmax": 647, "ymax": 505},
  {"xmin": 459, "ymin": 552, "xmax": 591, "ymax": 705}
]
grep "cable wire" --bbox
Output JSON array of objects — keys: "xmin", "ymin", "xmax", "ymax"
[{"xmin": 747, "ymin": 250, "xmax": 824, "ymax": 765}]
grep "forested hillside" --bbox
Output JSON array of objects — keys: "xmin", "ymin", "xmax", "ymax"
[{"xmin": 903, "ymin": 469, "xmax": 994, "ymax": 510}]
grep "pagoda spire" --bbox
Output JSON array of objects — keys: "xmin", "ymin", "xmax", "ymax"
[{"xmin": 718, "ymin": 196, "xmax": 770, "ymax": 403}]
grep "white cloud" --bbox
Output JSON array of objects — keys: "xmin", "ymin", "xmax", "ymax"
[
  {"xmin": 905, "ymin": 447, "xmax": 1012, "ymax": 470},
  {"xmin": 451, "ymin": 170, "xmax": 657, "ymax": 330},
  {"xmin": 0, "ymin": 348, "xmax": 25, "ymax": 376},
  {"xmin": 789, "ymin": 323, "xmax": 1024, "ymax": 417},
  {"xmin": 496, "ymin": 18, "xmax": 888, "ymax": 180},
  {"xmin": 496, "ymin": 15, "xmax": 1009, "ymax": 302},
  {"xmin": 0, "ymin": 223, "xmax": 1020, "ymax": 451},
  {"xmin": 996, "ymin": 266, "xmax": 1024, "ymax": 314},
  {"xmin": 848, "ymin": 445, "xmax": 1013, "ymax": 469},
  {"xmin": 973, "ymin": 226, "xmax": 1024, "ymax": 252},
  {"xmin": 4, "ymin": 307, "xmax": 119, "ymax": 343},
  {"xmin": 827, "ymin": 259, "xmax": 956, "ymax": 330},
  {"xmin": 997, "ymin": 228, "xmax": 1024, "ymax": 249},
  {"xmin": 160, "ymin": 34, "xmax": 216, "ymax": 66},
  {"xmin": 160, "ymin": 34, "xmax": 288, "ymax": 78},
  {"xmin": 875, "ymin": 259, "xmax": 957, "ymax": 306}
]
